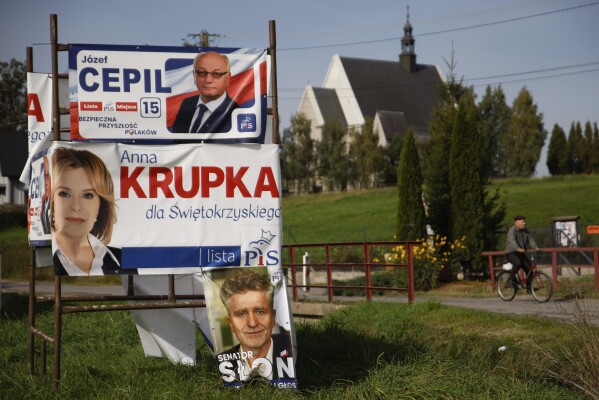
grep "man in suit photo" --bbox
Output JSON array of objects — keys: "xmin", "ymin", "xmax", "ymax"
[
  {"xmin": 216, "ymin": 268, "xmax": 295, "ymax": 384},
  {"xmin": 171, "ymin": 51, "xmax": 239, "ymax": 133}
]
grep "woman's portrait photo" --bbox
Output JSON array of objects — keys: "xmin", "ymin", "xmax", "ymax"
[{"xmin": 50, "ymin": 147, "xmax": 123, "ymax": 276}]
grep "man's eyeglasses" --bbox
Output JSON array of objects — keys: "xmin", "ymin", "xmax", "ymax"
[{"xmin": 193, "ymin": 70, "xmax": 229, "ymax": 79}]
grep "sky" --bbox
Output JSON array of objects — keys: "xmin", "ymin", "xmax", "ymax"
[{"xmin": 1, "ymin": 0, "xmax": 598, "ymax": 176}]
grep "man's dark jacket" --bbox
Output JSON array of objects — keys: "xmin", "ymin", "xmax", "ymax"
[{"xmin": 171, "ymin": 93, "xmax": 239, "ymax": 133}]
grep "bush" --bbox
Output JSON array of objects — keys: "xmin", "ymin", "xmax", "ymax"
[
  {"xmin": 0, "ymin": 204, "xmax": 27, "ymax": 230},
  {"xmin": 373, "ymin": 236, "xmax": 468, "ymax": 291}
]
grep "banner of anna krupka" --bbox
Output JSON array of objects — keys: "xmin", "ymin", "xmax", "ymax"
[
  {"xmin": 69, "ymin": 44, "xmax": 269, "ymax": 143},
  {"xmin": 40, "ymin": 141, "xmax": 281, "ymax": 276},
  {"xmin": 196, "ymin": 266, "xmax": 297, "ymax": 388}
]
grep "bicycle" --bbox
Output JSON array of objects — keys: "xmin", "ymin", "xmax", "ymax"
[{"xmin": 496, "ymin": 254, "xmax": 553, "ymax": 303}]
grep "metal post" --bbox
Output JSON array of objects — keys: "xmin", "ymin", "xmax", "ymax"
[
  {"xmin": 26, "ymin": 45, "xmax": 37, "ymax": 376},
  {"xmin": 488, "ymin": 254, "xmax": 496, "ymax": 291},
  {"xmin": 290, "ymin": 246, "xmax": 297, "ymax": 301},
  {"xmin": 326, "ymin": 244, "xmax": 333, "ymax": 303},
  {"xmin": 407, "ymin": 243, "xmax": 415, "ymax": 304},
  {"xmin": 268, "ymin": 20, "xmax": 279, "ymax": 145},
  {"xmin": 51, "ymin": 14, "xmax": 60, "ymax": 141},
  {"xmin": 552, "ymin": 249, "xmax": 558, "ymax": 289},
  {"xmin": 364, "ymin": 243, "xmax": 372, "ymax": 301},
  {"xmin": 53, "ymin": 274, "xmax": 62, "ymax": 389},
  {"xmin": 594, "ymin": 249, "xmax": 599, "ymax": 292},
  {"xmin": 302, "ymin": 252, "xmax": 310, "ymax": 292}
]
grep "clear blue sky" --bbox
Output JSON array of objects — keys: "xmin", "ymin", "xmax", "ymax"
[{"xmin": 2, "ymin": 0, "xmax": 598, "ymax": 176}]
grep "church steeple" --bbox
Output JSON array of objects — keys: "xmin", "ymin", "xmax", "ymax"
[{"xmin": 400, "ymin": 5, "xmax": 417, "ymax": 72}]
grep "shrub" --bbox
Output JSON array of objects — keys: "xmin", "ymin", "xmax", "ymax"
[
  {"xmin": 0, "ymin": 204, "xmax": 27, "ymax": 230},
  {"xmin": 373, "ymin": 235, "xmax": 468, "ymax": 291}
]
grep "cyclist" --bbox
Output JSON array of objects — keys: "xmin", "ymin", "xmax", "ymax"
[{"xmin": 505, "ymin": 215, "xmax": 540, "ymax": 292}]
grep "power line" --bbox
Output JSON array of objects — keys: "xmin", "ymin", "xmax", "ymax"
[
  {"xmin": 279, "ymin": 2, "xmax": 599, "ymax": 51},
  {"xmin": 464, "ymin": 61, "xmax": 599, "ymax": 82},
  {"xmin": 275, "ymin": 66, "xmax": 599, "ymax": 100}
]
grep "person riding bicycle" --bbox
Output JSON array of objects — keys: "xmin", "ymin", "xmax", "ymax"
[{"xmin": 505, "ymin": 215, "xmax": 540, "ymax": 292}]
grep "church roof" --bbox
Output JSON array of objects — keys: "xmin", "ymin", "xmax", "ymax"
[
  {"xmin": 312, "ymin": 87, "xmax": 347, "ymax": 129},
  {"xmin": 338, "ymin": 56, "xmax": 443, "ymax": 133}
]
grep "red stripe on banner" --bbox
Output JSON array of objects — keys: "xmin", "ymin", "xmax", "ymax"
[
  {"xmin": 70, "ymin": 102, "xmax": 82, "ymax": 140},
  {"xmin": 228, "ymin": 69, "xmax": 255, "ymax": 105}
]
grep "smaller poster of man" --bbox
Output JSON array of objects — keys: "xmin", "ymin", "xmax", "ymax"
[{"xmin": 199, "ymin": 267, "xmax": 297, "ymax": 389}]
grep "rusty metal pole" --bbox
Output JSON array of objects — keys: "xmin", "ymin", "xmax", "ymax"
[
  {"xmin": 326, "ymin": 244, "xmax": 333, "ymax": 303},
  {"xmin": 50, "ymin": 14, "xmax": 62, "ymax": 389},
  {"xmin": 407, "ymin": 243, "xmax": 415, "ymax": 304},
  {"xmin": 268, "ymin": 20, "xmax": 279, "ymax": 145},
  {"xmin": 25, "ymin": 46, "xmax": 37, "ymax": 376},
  {"xmin": 365, "ymin": 243, "xmax": 372, "ymax": 301}
]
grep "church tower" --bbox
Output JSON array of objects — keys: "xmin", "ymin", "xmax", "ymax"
[{"xmin": 400, "ymin": 5, "xmax": 417, "ymax": 72}]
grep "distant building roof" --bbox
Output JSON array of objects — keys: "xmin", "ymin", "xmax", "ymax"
[
  {"xmin": 339, "ymin": 56, "xmax": 443, "ymax": 135},
  {"xmin": 312, "ymin": 87, "xmax": 347, "ymax": 130},
  {"xmin": 297, "ymin": 11, "xmax": 444, "ymax": 146}
]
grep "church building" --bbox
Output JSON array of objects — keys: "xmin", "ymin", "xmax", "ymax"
[{"xmin": 297, "ymin": 10, "xmax": 445, "ymax": 145}]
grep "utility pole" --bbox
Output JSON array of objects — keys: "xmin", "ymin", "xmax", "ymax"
[{"xmin": 183, "ymin": 30, "xmax": 223, "ymax": 47}]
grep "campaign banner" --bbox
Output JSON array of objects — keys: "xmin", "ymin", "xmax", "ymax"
[
  {"xmin": 197, "ymin": 266, "xmax": 296, "ymax": 388},
  {"xmin": 27, "ymin": 73, "xmax": 52, "ymax": 152},
  {"xmin": 69, "ymin": 45, "xmax": 269, "ymax": 143},
  {"xmin": 27, "ymin": 150, "xmax": 52, "ymax": 246},
  {"xmin": 27, "ymin": 73, "xmax": 70, "ymax": 152},
  {"xmin": 45, "ymin": 141, "xmax": 281, "ymax": 276}
]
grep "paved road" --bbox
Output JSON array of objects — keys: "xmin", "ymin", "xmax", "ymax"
[{"xmin": 3, "ymin": 280, "xmax": 599, "ymax": 325}]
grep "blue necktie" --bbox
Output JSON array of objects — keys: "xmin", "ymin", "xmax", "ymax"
[{"xmin": 190, "ymin": 104, "xmax": 208, "ymax": 133}]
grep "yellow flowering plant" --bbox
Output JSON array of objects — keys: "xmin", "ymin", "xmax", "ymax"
[{"xmin": 372, "ymin": 235, "xmax": 468, "ymax": 291}]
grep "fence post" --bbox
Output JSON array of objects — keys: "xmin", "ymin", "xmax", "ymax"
[
  {"xmin": 551, "ymin": 250, "xmax": 558, "ymax": 289},
  {"xmin": 290, "ymin": 246, "xmax": 298, "ymax": 301},
  {"xmin": 487, "ymin": 254, "xmax": 496, "ymax": 291},
  {"xmin": 302, "ymin": 252, "xmax": 310, "ymax": 292},
  {"xmin": 407, "ymin": 243, "xmax": 414, "ymax": 304},
  {"xmin": 365, "ymin": 243, "xmax": 372, "ymax": 301},
  {"xmin": 594, "ymin": 249, "xmax": 599, "ymax": 292},
  {"xmin": 326, "ymin": 244, "xmax": 333, "ymax": 303}
]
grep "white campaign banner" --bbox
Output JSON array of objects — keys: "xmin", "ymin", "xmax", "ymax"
[
  {"xmin": 27, "ymin": 73, "xmax": 52, "ymax": 153},
  {"xmin": 46, "ymin": 142, "xmax": 281, "ymax": 275},
  {"xmin": 69, "ymin": 45, "xmax": 269, "ymax": 143}
]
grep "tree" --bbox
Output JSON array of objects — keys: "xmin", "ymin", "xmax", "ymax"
[
  {"xmin": 396, "ymin": 128, "xmax": 425, "ymax": 241},
  {"xmin": 546, "ymin": 124, "xmax": 568, "ymax": 176},
  {"xmin": 566, "ymin": 122, "xmax": 584, "ymax": 174},
  {"xmin": 422, "ymin": 57, "xmax": 463, "ymax": 238},
  {"xmin": 315, "ymin": 118, "xmax": 349, "ymax": 191},
  {"xmin": 0, "ymin": 58, "xmax": 26, "ymax": 128},
  {"xmin": 279, "ymin": 113, "xmax": 315, "ymax": 194},
  {"xmin": 592, "ymin": 122, "xmax": 599, "ymax": 174},
  {"xmin": 348, "ymin": 117, "xmax": 385, "ymax": 189},
  {"xmin": 448, "ymin": 89, "xmax": 484, "ymax": 273},
  {"xmin": 582, "ymin": 121, "xmax": 594, "ymax": 174},
  {"xmin": 505, "ymin": 87, "xmax": 547, "ymax": 177},
  {"xmin": 382, "ymin": 132, "xmax": 404, "ymax": 185},
  {"xmin": 478, "ymin": 85, "xmax": 510, "ymax": 178}
]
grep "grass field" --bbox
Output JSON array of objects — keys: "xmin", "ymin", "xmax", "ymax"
[
  {"xmin": 282, "ymin": 175, "xmax": 599, "ymax": 245},
  {"xmin": 1, "ymin": 294, "xmax": 597, "ymax": 399}
]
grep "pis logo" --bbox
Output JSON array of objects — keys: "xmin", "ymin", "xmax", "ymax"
[
  {"xmin": 237, "ymin": 114, "xmax": 256, "ymax": 132},
  {"xmin": 243, "ymin": 229, "xmax": 279, "ymax": 266}
]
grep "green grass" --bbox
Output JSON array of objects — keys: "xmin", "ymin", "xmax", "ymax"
[
  {"xmin": 283, "ymin": 175, "xmax": 599, "ymax": 245},
  {"xmin": 1, "ymin": 296, "xmax": 595, "ymax": 399},
  {"xmin": 2, "ymin": 175, "xmax": 599, "ymax": 280}
]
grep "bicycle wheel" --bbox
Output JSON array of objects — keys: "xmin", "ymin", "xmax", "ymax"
[
  {"xmin": 531, "ymin": 271, "xmax": 553, "ymax": 303},
  {"xmin": 497, "ymin": 271, "xmax": 517, "ymax": 301}
]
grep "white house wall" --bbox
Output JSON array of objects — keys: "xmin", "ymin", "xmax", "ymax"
[
  {"xmin": 323, "ymin": 55, "xmax": 364, "ymax": 127},
  {"xmin": 297, "ymin": 85, "xmax": 325, "ymax": 142}
]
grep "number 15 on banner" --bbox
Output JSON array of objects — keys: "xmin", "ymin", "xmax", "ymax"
[{"xmin": 140, "ymin": 97, "xmax": 161, "ymax": 118}]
